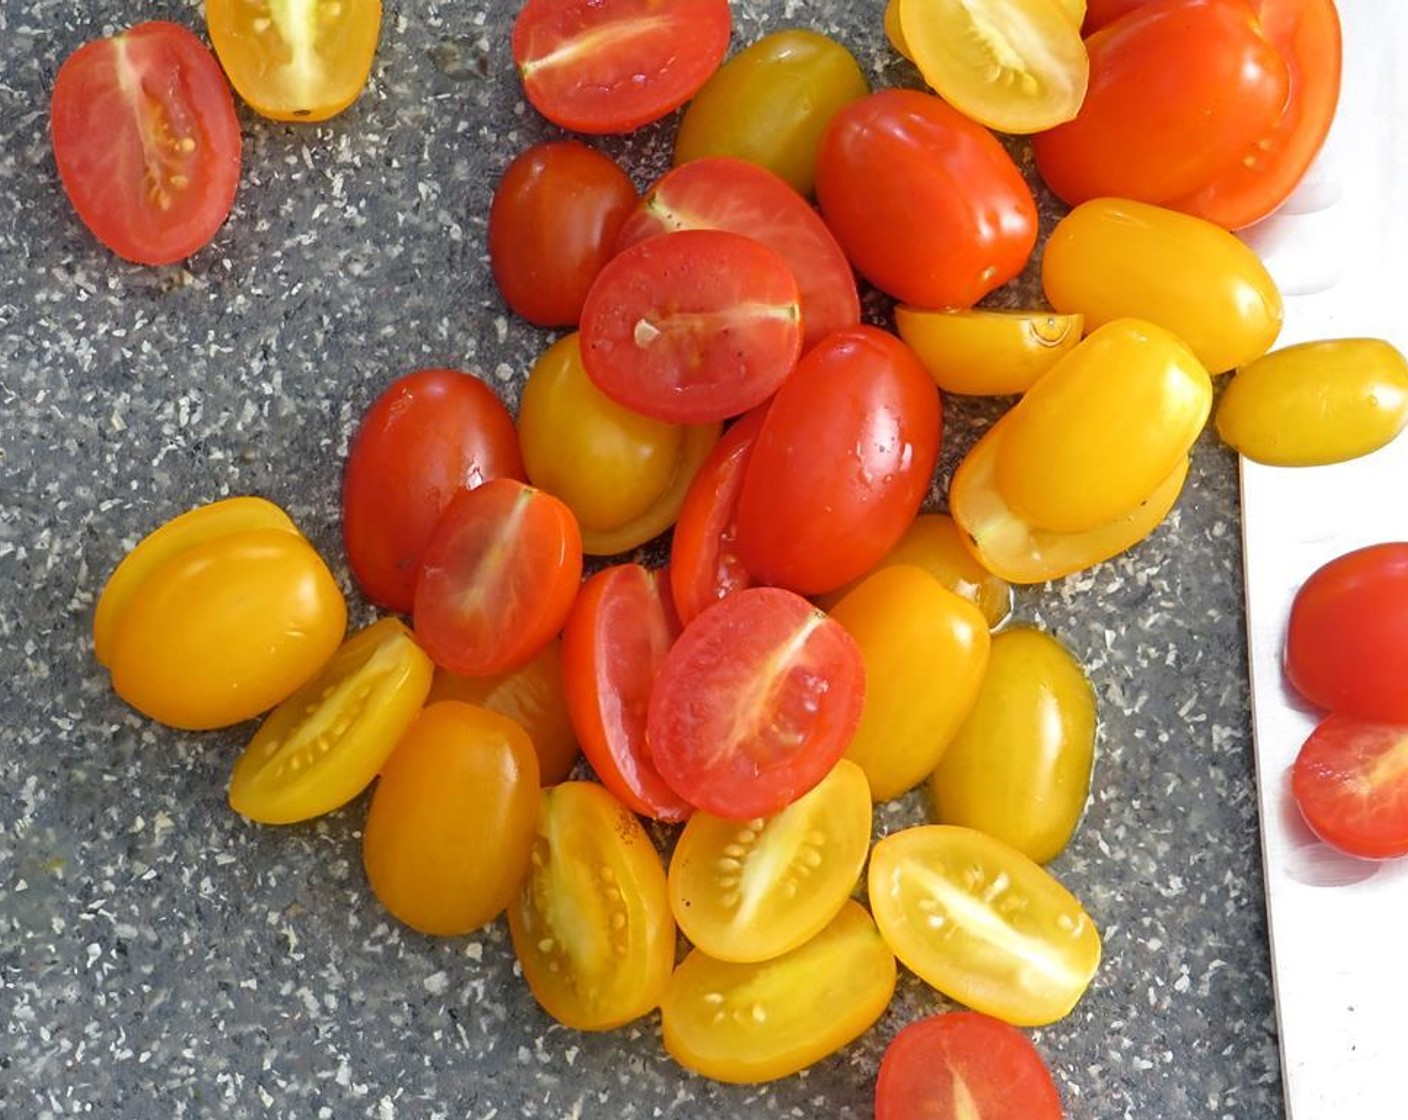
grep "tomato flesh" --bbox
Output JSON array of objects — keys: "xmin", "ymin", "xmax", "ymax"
[{"xmin": 1291, "ymin": 715, "xmax": 1408, "ymax": 860}]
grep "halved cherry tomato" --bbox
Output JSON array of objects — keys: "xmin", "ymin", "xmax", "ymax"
[
  {"xmin": 868, "ymin": 825, "xmax": 1102, "ymax": 1026},
  {"xmin": 363, "ymin": 701, "xmax": 540, "ymax": 936},
  {"xmin": 413, "ymin": 479, "xmax": 582, "ymax": 678},
  {"xmin": 580, "ymin": 230, "xmax": 803, "ymax": 423},
  {"xmin": 508, "ymin": 781, "xmax": 675, "ymax": 1029},
  {"xmin": 488, "ymin": 141, "xmax": 638, "ymax": 327},
  {"xmin": 668, "ymin": 758, "xmax": 872, "ymax": 963},
  {"xmin": 875, "ymin": 1011, "xmax": 1065, "ymax": 1120},
  {"xmin": 343, "ymin": 369, "xmax": 525, "ymax": 613},
  {"xmin": 647, "ymin": 587, "xmax": 865, "ymax": 819},
  {"xmin": 561, "ymin": 564, "xmax": 692, "ymax": 822},
  {"xmin": 229, "ymin": 618, "xmax": 433, "ymax": 824},
  {"xmin": 50, "ymin": 21, "xmax": 242, "ymax": 265},
  {"xmin": 1291, "ymin": 715, "xmax": 1408, "ymax": 860},
  {"xmin": 615, "ymin": 157, "xmax": 860, "ymax": 352},
  {"xmin": 661, "ymin": 900, "xmax": 897, "ymax": 1084},
  {"xmin": 205, "ymin": 0, "xmax": 381, "ymax": 122},
  {"xmin": 895, "ymin": 307, "xmax": 1084, "ymax": 397},
  {"xmin": 511, "ymin": 0, "xmax": 731, "ymax": 134}
]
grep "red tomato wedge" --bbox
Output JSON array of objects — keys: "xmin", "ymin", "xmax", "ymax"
[
  {"xmin": 413, "ymin": 479, "xmax": 583, "ymax": 678},
  {"xmin": 561, "ymin": 564, "xmax": 693, "ymax": 822},
  {"xmin": 646, "ymin": 587, "xmax": 866, "ymax": 820},
  {"xmin": 1291, "ymin": 715, "xmax": 1408, "ymax": 860},
  {"xmin": 875, "ymin": 1012, "xmax": 1065, "ymax": 1120},
  {"xmin": 49, "ymin": 21, "xmax": 241, "ymax": 266},
  {"xmin": 614, "ymin": 157, "xmax": 861, "ymax": 352},
  {"xmin": 579, "ymin": 229, "xmax": 804, "ymax": 423},
  {"xmin": 512, "ymin": 0, "xmax": 732, "ymax": 134}
]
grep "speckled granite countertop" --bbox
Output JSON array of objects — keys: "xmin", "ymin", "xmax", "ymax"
[{"xmin": 0, "ymin": 2, "xmax": 1282, "ymax": 1117}]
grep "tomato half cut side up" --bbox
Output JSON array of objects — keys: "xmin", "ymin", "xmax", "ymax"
[
  {"xmin": 413, "ymin": 478, "xmax": 583, "ymax": 678},
  {"xmin": 1290, "ymin": 715, "xmax": 1408, "ymax": 860},
  {"xmin": 579, "ymin": 229, "xmax": 804, "ymax": 423},
  {"xmin": 646, "ymin": 587, "xmax": 866, "ymax": 819},
  {"xmin": 50, "ymin": 21, "xmax": 242, "ymax": 266},
  {"xmin": 512, "ymin": 0, "xmax": 732, "ymax": 134}
]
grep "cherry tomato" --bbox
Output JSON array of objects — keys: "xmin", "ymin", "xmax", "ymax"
[
  {"xmin": 930, "ymin": 626, "xmax": 1097, "ymax": 863},
  {"xmin": 580, "ymin": 229, "xmax": 803, "ymax": 423},
  {"xmin": 661, "ymin": 900, "xmax": 897, "ymax": 1084},
  {"xmin": 229, "ymin": 618, "xmax": 433, "ymax": 824},
  {"xmin": 816, "ymin": 89, "xmax": 1037, "ymax": 308},
  {"xmin": 896, "ymin": 0, "xmax": 1089, "ymax": 134},
  {"xmin": 868, "ymin": 825, "xmax": 1102, "ymax": 1026},
  {"xmin": 363, "ymin": 701, "xmax": 540, "ymax": 936},
  {"xmin": 895, "ymin": 307, "xmax": 1084, "ymax": 398},
  {"xmin": 488, "ymin": 141, "xmax": 638, "ymax": 327},
  {"xmin": 1291, "ymin": 715, "xmax": 1408, "ymax": 860},
  {"xmin": 413, "ymin": 479, "xmax": 583, "ymax": 678},
  {"xmin": 50, "ymin": 21, "xmax": 241, "ymax": 265},
  {"xmin": 875, "ymin": 1011, "xmax": 1065, "ymax": 1120},
  {"xmin": 1215, "ymin": 339, "xmax": 1408, "ymax": 466},
  {"xmin": 1285, "ymin": 543, "xmax": 1408, "ymax": 722},
  {"xmin": 673, "ymin": 30, "xmax": 870, "ymax": 196},
  {"xmin": 205, "ymin": 0, "xmax": 381, "ymax": 122},
  {"xmin": 647, "ymin": 587, "xmax": 866, "ymax": 820},
  {"xmin": 615, "ymin": 157, "xmax": 860, "ymax": 352},
  {"xmin": 1082, "ymin": 0, "xmax": 1149, "ymax": 29},
  {"xmin": 830, "ymin": 566, "xmax": 990, "ymax": 802},
  {"xmin": 343, "ymin": 369, "xmax": 525, "ymax": 614},
  {"xmin": 561, "ymin": 564, "xmax": 692, "ymax": 822},
  {"xmin": 667, "ymin": 759, "xmax": 872, "ymax": 963},
  {"xmin": 508, "ymin": 782, "xmax": 675, "ymax": 1029},
  {"xmin": 511, "ymin": 0, "xmax": 731, "ymax": 134},
  {"xmin": 734, "ymin": 327, "xmax": 942, "ymax": 596}
]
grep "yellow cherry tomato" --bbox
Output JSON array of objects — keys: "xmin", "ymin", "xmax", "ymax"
[
  {"xmin": 895, "ymin": 306, "xmax": 1084, "ymax": 396},
  {"xmin": 362, "ymin": 701, "xmax": 540, "ymax": 937},
  {"xmin": 1216, "ymin": 339, "xmax": 1408, "ymax": 466},
  {"xmin": 668, "ymin": 759, "xmax": 872, "ymax": 963},
  {"xmin": 1043, "ymin": 198, "xmax": 1283, "ymax": 374},
  {"xmin": 995, "ymin": 318, "xmax": 1211, "ymax": 533},
  {"xmin": 830, "ymin": 567, "xmax": 990, "ymax": 801},
  {"xmin": 508, "ymin": 781, "xmax": 675, "ymax": 1031},
  {"xmin": 229, "ymin": 617, "xmax": 433, "ymax": 824},
  {"xmin": 661, "ymin": 899, "xmax": 897, "ymax": 1084},
  {"xmin": 868, "ymin": 825, "xmax": 1101, "ymax": 1026},
  {"xmin": 929, "ymin": 626, "xmax": 1096, "ymax": 862}
]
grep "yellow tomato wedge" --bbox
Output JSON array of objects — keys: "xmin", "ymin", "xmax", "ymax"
[{"xmin": 895, "ymin": 306, "xmax": 1083, "ymax": 396}]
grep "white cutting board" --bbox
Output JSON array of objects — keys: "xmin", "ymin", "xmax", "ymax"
[{"xmin": 1240, "ymin": 5, "xmax": 1408, "ymax": 1119}]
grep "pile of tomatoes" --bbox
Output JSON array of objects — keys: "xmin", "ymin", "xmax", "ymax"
[{"xmin": 72, "ymin": 0, "xmax": 1408, "ymax": 1114}]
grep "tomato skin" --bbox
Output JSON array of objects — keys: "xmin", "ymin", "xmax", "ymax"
[
  {"xmin": 363, "ymin": 702, "xmax": 540, "ymax": 936},
  {"xmin": 50, "ymin": 21, "xmax": 242, "ymax": 266},
  {"xmin": 343, "ymin": 369, "xmax": 525, "ymax": 614},
  {"xmin": 488, "ymin": 141, "xmax": 638, "ymax": 327},
  {"xmin": 1290, "ymin": 716, "xmax": 1408, "ymax": 860},
  {"xmin": 895, "ymin": 307, "xmax": 1084, "ymax": 398},
  {"xmin": 734, "ymin": 327, "xmax": 942, "ymax": 596},
  {"xmin": 816, "ymin": 89, "xmax": 1038, "ymax": 308},
  {"xmin": 1285, "ymin": 544, "xmax": 1408, "ymax": 723}
]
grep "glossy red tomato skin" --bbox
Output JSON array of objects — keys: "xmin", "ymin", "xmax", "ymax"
[
  {"xmin": 50, "ymin": 21, "xmax": 242, "ymax": 265},
  {"xmin": 734, "ymin": 327, "xmax": 942, "ymax": 596},
  {"xmin": 815, "ymin": 89, "xmax": 1037, "ymax": 308},
  {"xmin": 489, "ymin": 141, "xmax": 638, "ymax": 327},
  {"xmin": 1284, "ymin": 543, "xmax": 1408, "ymax": 722},
  {"xmin": 343, "ymin": 370, "xmax": 525, "ymax": 613},
  {"xmin": 1290, "ymin": 715, "xmax": 1408, "ymax": 860},
  {"xmin": 876, "ymin": 1012, "xmax": 1065, "ymax": 1120},
  {"xmin": 561, "ymin": 564, "xmax": 693, "ymax": 822}
]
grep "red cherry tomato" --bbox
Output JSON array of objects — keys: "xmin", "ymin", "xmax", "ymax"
[
  {"xmin": 488, "ymin": 140, "xmax": 638, "ymax": 327},
  {"xmin": 561, "ymin": 564, "xmax": 693, "ymax": 822},
  {"xmin": 815, "ymin": 89, "xmax": 1037, "ymax": 308},
  {"xmin": 1290, "ymin": 715, "xmax": 1408, "ymax": 860},
  {"xmin": 343, "ymin": 370, "xmax": 525, "ymax": 613},
  {"xmin": 579, "ymin": 229, "xmax": 803, "ymax": 423},
  {"xmin": 1082, "ymin": 0, "xmax": 1155, "ymax": 31},
  {"xmin": 875, "ymin": 1012, "xmax": 1064, "ymax": 1120},
  {"xmin": 646, "ymin": 587, "xmax": 865, "ymax": 820},
  {"xmin": 413, "ymin": 479, "xmax": 583, "ymax": 678},
  {"xmin": 614, "ymin": 157, "xmax": 860, "ymax": 352},
  {"xmin": 49, "ymin": 21, "xmax": 241, "ymax": 265},
  {"xmin": 734, "ymin": 327, "xmax": 942, "ymax": 596},
  {"xmin": 511, "ymin": 0, "xmax": 732, "ymax": 134}
]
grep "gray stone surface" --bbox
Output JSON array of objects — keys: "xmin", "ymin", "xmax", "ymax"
[{"xmin": 0, "ymin": 1, "xmax": 1282, "ymax": 1117}]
